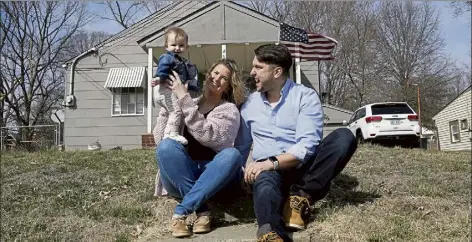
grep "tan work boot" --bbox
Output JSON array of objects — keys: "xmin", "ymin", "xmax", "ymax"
[
  {"xmin": 171, "ymin": 216, "xmax": 191, "ymax": 238},
  {"xmin": 283, "ymin": 195, "xmax": 310, "ymax": 230},
  {"xmin": 192, "ymin": 214, "xmax": 211, "ymax": 234},
  {"xmin": 257, "ymin": 231, "xmax": 284, "ymax": 242}
]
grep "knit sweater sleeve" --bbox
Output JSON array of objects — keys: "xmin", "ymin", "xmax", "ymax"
[
  {"xmin": 152, "ymin": 107, "xmax": 168, "ymax": 147},
  {"xmin": 177, "ymin": 93, "xmax": 240, "ymax": 151}
]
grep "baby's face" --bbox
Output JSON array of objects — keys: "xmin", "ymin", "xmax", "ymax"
[{"xmin": 165, "ymin": 33, "xmax": 187, "ymax": 54}]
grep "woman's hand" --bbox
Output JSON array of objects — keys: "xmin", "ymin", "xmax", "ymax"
[{"xmin": 165, "ymin": 70, "xmax": 188, "ymax": 99}]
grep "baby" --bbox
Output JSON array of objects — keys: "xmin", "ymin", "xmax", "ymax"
[{"xmin": 151, "ymin": 27, "xmax": 199, "ymax": 145}]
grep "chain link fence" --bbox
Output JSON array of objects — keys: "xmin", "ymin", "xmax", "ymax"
[{"xmin": 1, "ymin": 125, "xmax": 61, "ymax": 152}]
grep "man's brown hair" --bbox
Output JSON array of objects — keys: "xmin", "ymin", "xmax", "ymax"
[{"xmin": 164, "ymin": 27, "xmax": 188, "ymax": 46}]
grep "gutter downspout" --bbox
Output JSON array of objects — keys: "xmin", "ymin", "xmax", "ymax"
[{"xmin": 64, "ymin": 47, "xmax": 98, "ymax": 107}]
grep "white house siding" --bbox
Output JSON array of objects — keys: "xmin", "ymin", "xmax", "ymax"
[
  {"xmin": 64, "ymin": 47, "xmax": 152, "ymax": 150},
  {"xmin": 433, "ymin": 88, "xmax": 471, "ymax": 151},
  {"xmin": 322, "ymin": 105, "xmax": 353, "ymax": 138}
]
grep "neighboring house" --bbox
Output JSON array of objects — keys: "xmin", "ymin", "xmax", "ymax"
[
  {"xmin": 432, "ymin": 86, "xmax": 471, "ymax": 151},
  {"xmin": 63, "ymin": 1, "xmax": 350, "ymax": 150},
  {"xmin": 322, "ymin": 104, "xmax": 353, "ymax": 138}
]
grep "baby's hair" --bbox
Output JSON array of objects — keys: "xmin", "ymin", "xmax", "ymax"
[{"xmin": 164, "ymin": 27, "xmax": 188, "ymax": 46}]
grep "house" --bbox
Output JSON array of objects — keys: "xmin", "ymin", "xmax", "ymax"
[
  {"xmin": 322, "ymin": 104, "xmax": 353, "ymax": 137},
  {"xmin": 63, "ymin": 1, "xmax": 350, "ymax": 150},
  {"xmin": 432, "ymin": 86, "xmax": 471, "ymax": 151}
]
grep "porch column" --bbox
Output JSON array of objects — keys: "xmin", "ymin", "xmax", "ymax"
[
  {"xmin": 222, "ymin": 44, "xmax": 226, "ymax": 58},
  {"xmin": 295, "ymin": 57, "xmax": 301, "ymax": 84},
  {"xmin": 147, "ymin": 47, "xmax": 153, "ymax": 133}
]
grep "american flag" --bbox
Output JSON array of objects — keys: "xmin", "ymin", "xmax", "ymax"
[{"xmin": 279, "ymin": 23, "xmax": 338, "ymax": 61}]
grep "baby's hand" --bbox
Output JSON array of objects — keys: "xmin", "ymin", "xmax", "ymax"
[{"xmin": 151, "ymin": 77, "xmax": 160, "ymax": 87}]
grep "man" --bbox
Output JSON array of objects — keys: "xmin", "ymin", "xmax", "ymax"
[{"xmin": 235, "ymin": 44, "xmax": 357, "ymax": 242}]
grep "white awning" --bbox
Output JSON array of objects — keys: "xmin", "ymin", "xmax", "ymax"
[{"xmin": 104, "ymin": 67, "xmax": 147, "ymax": 88}]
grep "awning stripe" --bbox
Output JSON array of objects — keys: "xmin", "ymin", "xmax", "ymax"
[{"xmin": 104, "ymin": 67, "xmax": 147, "ymax": 88}]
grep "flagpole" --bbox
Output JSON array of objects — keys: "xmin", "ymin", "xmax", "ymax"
[
  {"xmin": 318, "ymin": 60, "xmax": 322, "ymax": 102},
  {"xmin": 295, "ymin": 58, "xmax": 301, "ymax": 84}
]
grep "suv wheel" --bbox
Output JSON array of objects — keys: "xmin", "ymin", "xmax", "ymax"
[{"xmin": 356, "ymin": 130, "xmax": 365, "ymax": 144}]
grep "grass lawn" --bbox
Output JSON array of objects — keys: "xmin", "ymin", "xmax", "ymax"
[{"xmin": 1, "ymin": 144, "xmax": 470, "ymax": 241}]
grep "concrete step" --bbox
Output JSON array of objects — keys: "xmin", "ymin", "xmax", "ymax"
[{"xmin": 138, "ymin": 223, "xmax": 322, "ymax": 242}]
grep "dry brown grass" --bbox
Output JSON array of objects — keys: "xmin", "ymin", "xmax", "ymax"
[{"xmin": 1, "ymin": 144, "xmax": 470, "ymax": 241}]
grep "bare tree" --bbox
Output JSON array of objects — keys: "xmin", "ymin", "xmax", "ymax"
[
  {"xmin": 244, "ymin": 1, "xmax": 293, "ymax": 23},
  {"xmin": 376, "ymin": 2, "xmax": 447, "ymax": 91},
  {"xmin": 245, "ymin": 1, "xmax": 272, "ymax": 15},
  {"xmin": 289, "ymin": 2, "xmax": 331, "ymax": 32},
  {"xmin": 340, "ymin": 2, "xmax": 385, "ymax": 109},
  {"xmin": 450, "ymin": 1, "xmax": 472, "ymax": 16},
  {"xmin": 94, "ymin": 1, "xmax": 173, "ymax": 30},
  {"xmin": 141, "ymin": 1, "xmax": 173, "ymax": 15},
  {"xmin": 64, "ymin": 30, "xmax": 111, "ymax": 58},
  {"xmin": 0, "ymin": 2, "xmax": 89, "ymax": 139},
  {"xmin": 374, "ymin": 2, "xmax": 461, "ymax": 126}
]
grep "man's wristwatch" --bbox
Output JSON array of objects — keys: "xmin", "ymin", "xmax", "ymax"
[{"xmin": 268, "ymin": 156, "xmax": 279, "ymax": 170}]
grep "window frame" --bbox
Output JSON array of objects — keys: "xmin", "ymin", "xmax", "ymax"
[
  {"xmin": 449, "ymin": 120, "xmax": 461, "ymax": 143},
  {"xmin": 110, "ymin": 87, "xmax": 145, "ymax": 117},
  {"xmin": 460, "ymin": 119, "xmax": 468, "ymax": 130}
]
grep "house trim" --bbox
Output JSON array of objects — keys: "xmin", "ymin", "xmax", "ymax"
[{"xmin": 322, "ymin": 104, "xmax": 354, "ymax": 115}]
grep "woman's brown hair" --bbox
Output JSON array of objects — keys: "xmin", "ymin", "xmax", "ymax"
[{"xmin": 202, "ymin": 59, "xmax": 247, "ymax": 106}]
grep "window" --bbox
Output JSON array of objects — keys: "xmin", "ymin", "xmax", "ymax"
[
  {"xmin": 449, "ymin": 120, "xmax": 460, "ymax": 143},
  {"xmin": 460, "ymin": 119, "xmax": 468, "ymax": 130},
  {"xmin": 371, "ymin": 103, "xmax": 414, "ymax": 115},
  {"xmin": 348, "ymin": 111, "xmax": 358, "ymax": 124},
  {"xmin": 112, "ymin": 87, "xmax": 145, "ymax": 116},
  {"xmin": 357, "ymin": 108, "xmax": 366, "ymax": 119}
]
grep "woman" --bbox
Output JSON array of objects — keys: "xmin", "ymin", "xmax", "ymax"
[{"xmin": 152, "ymin": 59, "xmax": 247, "ymax": 238}]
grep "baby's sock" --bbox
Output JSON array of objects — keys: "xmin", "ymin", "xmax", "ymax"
[{"xmin": 167, "ymin": 132, "xmax": 188, "ymax": 145}]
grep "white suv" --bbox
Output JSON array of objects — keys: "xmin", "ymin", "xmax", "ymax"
[{"xmin": 343, "ymin": 102, "xmax": 420, "ymax": 145}]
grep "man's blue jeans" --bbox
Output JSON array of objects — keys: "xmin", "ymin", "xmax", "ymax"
[
  {"xmin": 253, "ymin": 128, "xmax": 358, "ymax": 241},
  {"xmin": 156, "ymin": 138, "xmax": 243, "ymax": 216}
]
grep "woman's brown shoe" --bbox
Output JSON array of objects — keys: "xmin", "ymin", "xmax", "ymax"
[
  {"xmin": 192, "ymin": 215, "xmax": 211, "ymax": 234},
  {"xmin": 171, "ymin": 217, "xmax": 191, "ymax": 238}
]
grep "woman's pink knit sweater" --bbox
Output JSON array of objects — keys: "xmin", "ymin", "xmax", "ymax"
[{"xmin": 153, "ymin": 93, "xmax": 241, "ymax": 196}]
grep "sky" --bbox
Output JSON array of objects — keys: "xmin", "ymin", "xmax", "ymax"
[{"xmin": 85, "ymin": 1, "xmax": 471, "ymax": 67}]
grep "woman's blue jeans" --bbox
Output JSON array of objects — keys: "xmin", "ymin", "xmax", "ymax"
[{"xmin": 156, "ymin": 138, "xmax": 243, "ymax": 216}]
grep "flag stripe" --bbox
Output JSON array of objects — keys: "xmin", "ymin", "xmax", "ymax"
[
  {"xmin": 285, "ymin": 49, "xmax": 334, "ymax": 55},
  {"xmin": 279, "ymin": 23, "xmax": 337, "ymax": 61},
  {"xmin": 281, "ymin": 42, "xmax": 336, "ymax": 50},
  {"xmin": 290, "ymin": 54, "xmax": 335, "ymax": 60}
]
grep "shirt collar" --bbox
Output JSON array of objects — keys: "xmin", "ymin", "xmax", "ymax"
[
  {"xmin": 261, "ymin": 78, "xmax": 294, "ymax": 104},
  {"xmin": 166, "ymin": 51, "xmax": 183, "ymax": 59}
]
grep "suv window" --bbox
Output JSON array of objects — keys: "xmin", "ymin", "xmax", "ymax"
[
  {"xmin": 371, "ymin": 103, "xmax": 413, "ymax": 115},
  {"xmin": 348, "ymin": 111, "xmax": 358, "ymax": 124},
  {"xmin": 357, "ymin": 108, "xmax": 366, "ymax": 119}
]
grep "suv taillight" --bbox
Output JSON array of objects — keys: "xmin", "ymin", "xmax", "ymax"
[
  {"xmin": 408, "ymin": 115, "xmax": 418, "ymax": 121},
  {"xmin": 365, "ymin": 116, "xmax": 383, "ymax": 123}
]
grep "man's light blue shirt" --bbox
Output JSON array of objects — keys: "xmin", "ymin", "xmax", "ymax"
[{"xmin": 235, "ymin": 79, "xmax": 324, "ymax": 164}]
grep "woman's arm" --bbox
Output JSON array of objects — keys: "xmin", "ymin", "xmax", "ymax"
[
  {"xmin": 152, "ymin": 107, "xmax": 169, "ymax": 147},
  {"xmin": 177, "ymin": 93, "xmax": 240, "ymax": 151}
]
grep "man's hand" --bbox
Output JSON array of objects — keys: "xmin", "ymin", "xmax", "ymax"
[{"xmin": 244, "ymin": 159, "xmax": 273, "ymax": 184}]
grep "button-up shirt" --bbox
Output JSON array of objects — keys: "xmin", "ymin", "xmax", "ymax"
[{"xmin": 235, "ymin": 79, "xmax": 324, "ymax": 164}]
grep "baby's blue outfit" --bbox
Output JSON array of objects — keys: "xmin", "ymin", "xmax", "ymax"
[{"xmin": 154, "ymin": 51, "xmax": 200, "ymax": 92}]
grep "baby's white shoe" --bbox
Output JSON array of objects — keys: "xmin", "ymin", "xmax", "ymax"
[{"xmin": 166, "ymin": 132, "xmax": 188, "ymax": 145}]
